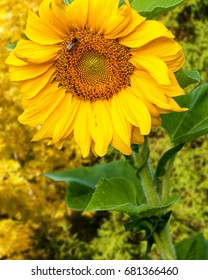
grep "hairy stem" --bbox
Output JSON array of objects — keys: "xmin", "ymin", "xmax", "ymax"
[
  {"xmin": 130, "ymin": 139, "xmax": 177, "ymax": 260},
  {"xmin": 140, "ymin": 160, "xmax": 176, "ymax": 259},
  {"xmin": 161, "ymin": 154, "xmax": 176, "ymax": 203}
]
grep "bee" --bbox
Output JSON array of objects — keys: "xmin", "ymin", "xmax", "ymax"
[{"xmin": 66, "ymin": 38, "xmax": 78, "ymax": 51}]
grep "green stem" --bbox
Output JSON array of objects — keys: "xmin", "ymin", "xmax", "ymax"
[
  {"xmin": 161, "ymin": 154, "xmax": 176, "ymax": 203},
  {"xmin": 130, "ymin": 139, "xmax": 177, "ymax": 260},
  {"xmin": 157, "ymin": 226, "xmax": 176, "ymax": 260},
  {"xmin": 140, "ymin": 160, "xmax": 176, "ymax": 260},
  {"xmin": 151, "ymin": 230, "xmax": 175, "ymax": 260},
  {"xmin": 139, "ymin": 159, "xmax": 160, "ymax": 205}
]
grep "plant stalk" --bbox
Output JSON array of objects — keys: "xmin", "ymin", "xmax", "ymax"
[
  {"xmin": 130, "ymin": 139, "xmax": 177, "ymax": 260},
  {"xmin": 161, "ymin": 154, "xmax": 177, "ymax": 203},
  {"xmin": 139, "ymin": 160, "xmax": 176, "ymax": 260}
]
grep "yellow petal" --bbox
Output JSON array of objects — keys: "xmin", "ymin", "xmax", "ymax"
[
  {"xmin": 38, "ymin": 0, "xmax": 69, "ymax": 36},
  {"xmin": 25, "ymin": 10, "xmax": 63, "ymax": 45},
  {"xmin": 151, "ymin": 117, "xmax": 161, "ymax": 128},
  {"xmin": 102, "ymin": 2, "xmax": 145, "ymax": 39},
  {"xmin": 9, "ymin": 62, "xmax": 52, "ymax": 81},
  {"xmin": 131, "ymin": 55, "xmax": 171, "ymax": 85},
  {"xmin": 131, "ymin": 38, "xmax": 181, "ymax": 58},
  {"xmin": 5, "ymin": 53, "xmax": 28, "ymax": 66},
  {"xmin": 118, "ymin": 88, "xmax": 151, "ymax": 135},
  {"xmin": 156, "ymin": 98, "xmax": 187, "ymax": 114},
  {"xmin": 131, "ymin": 70, "xmax": 172, "ymax": 109},
  {"xmin": 111, "ymin": 132, "xmax": 132, "ymax": 155},
  {"xmin": 54, "ymin": 139, "xmax": 66, "ymax": 150},
  {"xmin": 131, "ymin": 38, "xmax": 185, "ymax": 72},
  {"xmin": 167, "ymin": 97, "xmax": 188, "ymax": 112},
  {"xmin": 131, "ymin": 127, "xmax": 144, "ymax": 144},
  {"xmin": 32, "ymin": 125, "xmax": 53, "ymax": 141},
  {"xmin": 74, "ymin": 100, "xmax": 92, "ymax": 157},
  {"xmin": 52, "ymin": 96, "xmax": 80, "ymax": 143},
  {"xmin": 51, "ymin": 1, "xmax": 72, "ymax": 30},
  {"xmin": 21, "ymin": 82, "xmax": 61, "ymax": 109},
  {"xmin": 162, "ymin": 48, "xmax": 185, "ymax": 72},
  {"xmin": 19, "ymin": 67, "xmax": 56, "ymax": 99},
  {"xmin": 66, "ymin": 0, "xmax": 88, "ymax": 29},
  {"xmin": 120, "ymin": 20, "xmax": 174, "ymax": 48},
  {"xmin": 90, "ymin": 141, "xmax": 98, "ymax": 157},
  {"xmin": 87, "ymin": 0, "xmax": 119, "ymax": 33},
  {"xmin": 160, "ymin": 71, "xmax": 184, "ymax": 97},
  {"xmin": 19, "ymin": 85, "xmax": 66, "ymax": 127},
  {"xmin": 111, "ymin": 94, "xmax": 131, "ymax": 147},
  {"xmin": 130, "ymin": 86, "xmax": 160, "ymax": 118},
  {"xmin": 31, "ymin": 90, "xmax": 70, "ymax": 141},
  {"xmin": 90, "ymin": 100, "xmax": 113, "ymax": 157},
  {"xmin": 14, "ymin": 40, "xmax": 61, "ymax": 64}
]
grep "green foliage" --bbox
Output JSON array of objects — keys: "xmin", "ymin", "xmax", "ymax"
[
  {"xmin": 5, "ymin": 43, "xmax": 17, "ymax": 50},
  {"xmin": 131, "ymin": 0, "xmax": 184, "ymax": 19},
  {"xmin": 45, "ymin": 160, "xmax": 145, "ymax": 210},
  {"xmin": 86, "ymin": 178, "xmax": 138, "ymax": 212},
  {"xmin": 63, "ymin": 0, "xmax": 72, "ymax": 4},
  {"xmin": 162, "ymin": 84, "xmax": 208, "ymax": 145},
  {"xmin": 86, "ymin": 177, "xmax": 179, "ymax": 214},
  {"xmin": 86, "ymin": 176, "xmax": 179, "ymax": 214},
  {"xmin": 175, "ymin": 233, "xmax": 208, "ymax": 260},
  {"xmin": 149, "ymin": 133, "xmax": 208, "ymax": 244},
  {"xmin": 125, "ymin": 211, "xmax": 172, "ymax": 254},
  {"xmin": 155, "ymin": 144, "xmax": 183, "ymax": 178},
  {"xmin": 46, "ymin": 158, "xmax": 179, "ymax": 217},
  {"xmin": 175, "ymin": 69, "xmax": 200, "ymax": 89}
]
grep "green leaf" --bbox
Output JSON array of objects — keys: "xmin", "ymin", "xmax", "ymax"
[
  {"xmin": 45, "ymin": 160, "xmax": 137, "ymax": 187},
  {"xmin": 162, "ymin": 84, "xmax": 208, "ymax": 145},
  {"xmin": 155, "ymin": 144, "xmax": 184, "ymax": 178},
  {"xmin": 175, "ymin": 69, "xmax": 200, "ymax": 89},
  {"xmin": 86, "ymin": 177, "xmax": 179, "ymax": 215},
  {"xmin": 44, "ymin": 160, "xmax": 145, "ymax": 211},
  {"xmin": 65, "ymin": 182, "xmax": 95, "ymax": 211},
  {"xmin": 5, "ymin": 43, "xmax": 16, "ymax": 50},
  {"xmin": 63, "ymin": 0, "xmax": 72, "ymax": 4},
  {"xmin": 85, "ymin": 178, "xmax": 138, "ymax": 212},
  {"xmin": 161, "ymin": 95, "xmax": 190, "ymax": 140},
  {"xmin": 119, "ymin": 0, "xmax": 133, "ymax": 7},
  {"xmin": 125, "ymin": 211, "xmax": 172, "ymax": 234},
  {"xmin": 204, "ymin": 240, "xmax": 208, "ymax": 260},
  {"xmin": 119, "ymin": 0, "xmax": 126, "ymax": 6},
  {"xmin": 175, "ymin": 233, "xmax": 207, "ymax": 260},
  {"xmin": 131, "ymin": 0, "xmax": 184, "ymax": 19},
  {"xmin": 125, "ymin": 211, "xmax": 172, "ymax": 253}
]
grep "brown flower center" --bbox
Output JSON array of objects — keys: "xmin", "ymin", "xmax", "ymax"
[{"xmin": 55, "ymin": 29, "xmax": 135, "ymax": 102}]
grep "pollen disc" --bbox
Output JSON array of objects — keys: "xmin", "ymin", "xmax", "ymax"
[{"xmin": 55, "ymin": 29, "xmax": 135, "ymax": 101}]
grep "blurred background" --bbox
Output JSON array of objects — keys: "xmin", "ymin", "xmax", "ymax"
[{"xmin": 0, "ymin": 0, "xmax": 208, "ymax": 259}]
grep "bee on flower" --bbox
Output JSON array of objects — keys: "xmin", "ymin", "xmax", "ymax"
[{"xmin": 67, "ymin": 38, "xmax": 78, "ymax": 51}]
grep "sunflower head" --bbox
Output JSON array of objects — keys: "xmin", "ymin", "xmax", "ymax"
[{"xmin": 6, "ymin": 0, "xmax": 186, "ymax": 157}]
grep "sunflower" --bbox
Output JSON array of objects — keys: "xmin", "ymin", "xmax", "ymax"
[{"xmin": 6, "ymin": 0, "xmax": 186, "ymax": 157}]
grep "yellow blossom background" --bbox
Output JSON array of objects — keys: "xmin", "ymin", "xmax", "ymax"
[{"xmin": 0, "ymin": 0, "xmax": 208, "ymax": 259}]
